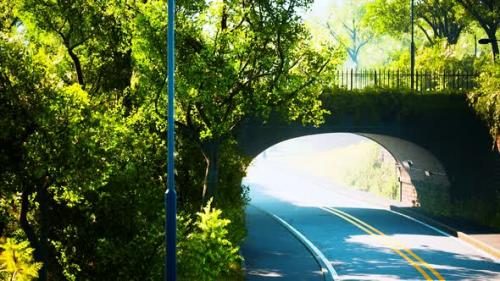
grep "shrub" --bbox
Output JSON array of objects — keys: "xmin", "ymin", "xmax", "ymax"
[
  {"xmin": 178, "ymin": 200, "xmax": 242, "ymax": 281},
  {"xmin": 467, "ymin": 62, "xmax": 500, "ymax": 151},
  {"xmin": 0, "ymin": 238, "xmax": 42, "ymax": 281}
]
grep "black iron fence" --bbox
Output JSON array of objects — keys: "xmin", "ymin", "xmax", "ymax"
[{"xmin": 332, "ymin": 69, "xmax": 478, "ymax": 92}]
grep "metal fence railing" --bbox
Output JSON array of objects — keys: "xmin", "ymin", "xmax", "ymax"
[{"xmin": 332, "ymin": 69, "xmax": 478, "ymax": 92}]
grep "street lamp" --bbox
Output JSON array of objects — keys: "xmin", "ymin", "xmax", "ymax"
[
  {"xmin": 478, "ymin": 38, "xmax": 500, "ymax": 62},
  {"xmin": 478, "ymin": 38, "xmax": 500, "ymax": 45},
  {"xmin": 402, "ymin": 160, "xmax": 414, "ymax": 169},
  {"xmin": 410, "ymin": 0, "xmax": 415, "ymax": 92},
  {"xmin": 402, "ymin": 160, "xmax": 446, "ymax": 176},
  {"xmin": 165, "ymin": 0, "xmax": 177, "ymax": 280}
]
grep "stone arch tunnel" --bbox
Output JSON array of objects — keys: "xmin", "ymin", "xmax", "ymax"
[{"xmin": 236, "ymin": 92, "xmax": 500, "ymax": 226}]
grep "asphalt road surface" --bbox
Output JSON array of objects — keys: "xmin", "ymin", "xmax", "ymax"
[{"xmin": 242, "ymin": 156, "xmax": 500, "ymax": 281}]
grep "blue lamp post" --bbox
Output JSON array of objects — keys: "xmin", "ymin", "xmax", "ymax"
[
  {"xmin": 166, "ymin": 0, "xmax": 177, "ymax": 280},
  {"xmin": 410, "ymin": 0, "xmax": 415, "ymax": 91}
]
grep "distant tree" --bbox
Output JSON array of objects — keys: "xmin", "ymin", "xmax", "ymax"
[{"xmin": 327, "ymin": 0, "xmax": 373, "ymax": 67}]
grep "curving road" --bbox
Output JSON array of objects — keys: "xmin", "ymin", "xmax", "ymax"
[{"xmin": 242, "ymin": 156, "xmax": 500, "ymax": 281}]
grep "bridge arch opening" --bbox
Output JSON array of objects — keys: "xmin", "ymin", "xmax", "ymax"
[{"xmin": 243, "ymin": 133, "xmax": 450, "ymax": 208}]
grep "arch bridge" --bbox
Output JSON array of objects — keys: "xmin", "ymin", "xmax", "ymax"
[{"xmin": 237, "ymin": 92, "xmax": 500, "ymax": 221}]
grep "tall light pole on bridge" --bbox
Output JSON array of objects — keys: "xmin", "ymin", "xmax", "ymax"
[
  {"xmin": 165, "ymin": 0, "xmax": 177, "ymax": 280},
  {"xmin": 410, "ymin": 0, "xmax": 415, "ymax": 91}
]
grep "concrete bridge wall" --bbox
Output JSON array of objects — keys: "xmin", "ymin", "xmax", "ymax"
[{"xmin": 237, "ymin": 92, "xmax": 500, "ymax": 226}]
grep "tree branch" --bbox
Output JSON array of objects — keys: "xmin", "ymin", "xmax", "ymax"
[
  {"xmin": 56, "ymin": 29, "xmax": 86, "ymax": 88},
  {"xmin": 418, "ymin": 24, "xmax": 434, "ymax": 45},
  {"xmin": 195, "ymin": 102, "xmax": 212, "ymax": 128}
]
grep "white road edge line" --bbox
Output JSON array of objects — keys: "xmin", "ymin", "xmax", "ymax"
[
  {"xmin": 388, "ymin": 209, "xmax": 500, "ymax": 263},
  {"xmin": 270, "ymin": 213, "xmax": 340, "ymax": 281}
]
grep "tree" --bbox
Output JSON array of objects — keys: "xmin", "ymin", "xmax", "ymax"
[
  {"xmin": 133, "ymin": 0, "xmax": 339, "ymax": 202},
  {"xmin": 326, "ymin": 0, "xmax": 373, "ymax": 68},
  {"xmin": 1, "ymin": 2, "xmax": 165, "ymax": 280},
  {"xmin": 0, "ymin": 26, "xmax": 129, "ymax": 278},
  {"xmin": 1, "ymin": 0, "xmax": 340, "ymax": 279},
  {"xmin": 21, "ymin": 0, "xmax": 134, "ymax": 95},
  {"xmin": 365, "ymin": 0, "xmax": 470, "ymax": 46},
  {"xmin": 364, "ymin": 0, "xmax": 410, "ymax": 37},
  {"xmin": 0, "ymin": 37, "xmax": 81, "ymax": 281},
  {"xmin": 455, "ymin": 0, "xmax": 499, "ymax": 61},
  {"xmin": 416, "ymin": 0, "xmax": 470, "ymax": 45}
]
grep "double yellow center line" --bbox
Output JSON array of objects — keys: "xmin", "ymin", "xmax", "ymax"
[{"xmin": 321, "ymin": 206, "xmax": 444, "ymax": 281}]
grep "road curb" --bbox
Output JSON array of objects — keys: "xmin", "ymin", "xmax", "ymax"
[
  {"xmin": 250, "ymin": 205, "xmax": 339, "ymax": 281},
  {"xmin": 390, "ymin": 206, "xmax": 500, "ymax": 260}
]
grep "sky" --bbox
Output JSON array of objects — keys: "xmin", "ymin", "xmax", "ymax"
[{"xmin": 301, "ymin": 0, "xmax": 346, "ymax": 22}]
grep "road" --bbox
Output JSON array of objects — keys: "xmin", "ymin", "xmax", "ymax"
[{"xmin": 242, "ymin": 156, "xmax": 500, "ymax": 281}]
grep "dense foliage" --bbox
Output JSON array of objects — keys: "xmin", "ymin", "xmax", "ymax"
[
  {"xmin": 177, "ymin": 200, "xmax": 242, "ymax": 281},
  {"xmin": 0, "ymin": 238, "xmax": 42, "ymax": 281},
  {"xmin": 1, "ymin": 0, "xmax": 498, "ymax": 279},
  {"xmin": 468, "ymin": 63, "xmax": 500, "ymax": 151},
  {"xmin": 0, "ymin": 0, "xmax": 339, "ymax": 280}
]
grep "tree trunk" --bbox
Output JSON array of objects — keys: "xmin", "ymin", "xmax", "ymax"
[
  {"xmin": 488, "ymin": 32, "xmax": 499, "ymax": 62},
  {"xmin": 37, "ymin": 180, "xmax": 50, "ymax": 281},
  {"xmin": 20, "ymin": 186, "xmax": 38, "ymax": 252},
  {"xmin": 67, "ymin": 47, "xmax": 85, "ymax": 88},
  {"xmin": 19, "ymin": 180, "xmax": 49, "ymax": 281},
  {"xmin": 481, "ymin": 25, "xmax": 499, "ymax": 62},
  {"xmin": 496, "ymin": 128, "xmax": 500, "ymax": 154},
  {"xmin": 202, "ymin": 140, "xmax": 220, "ymax": 204}
]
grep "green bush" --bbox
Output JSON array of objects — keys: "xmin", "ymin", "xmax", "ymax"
[
  {"xmin": 413, "ymin": 181, "xmax": 453, "ymax": 217},
  {"xmin": 214, "ymin": 142, "xmax": 251, "ymax": 246},
  {"xmin": 0, "ymin": 238, "xmax": 42, "ymax": 281},
  {"xmin": 386, "ymin": 39, "xmax": 485, "ymax": 73},
  {"xmin": 467, "ymin": 62, "xmax": 500, "ymax": 150},
  {"xmin": 178, "ymin": 200, "xmax": 242, "ymax": 281}
]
